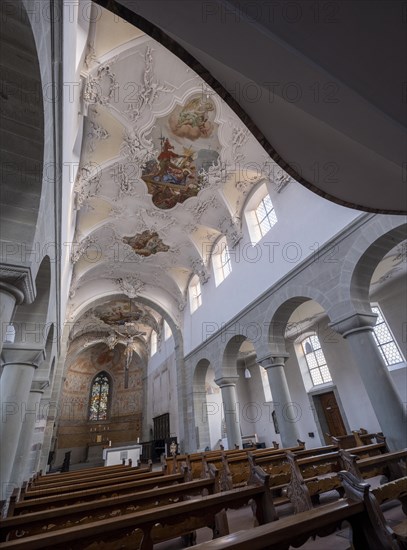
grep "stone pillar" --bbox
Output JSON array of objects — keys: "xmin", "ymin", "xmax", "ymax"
[
  {"xmin": 0, "ymin": 347, "xmax": 45, "ymax": 500},
  {"xmin": 260, "ymin": 355, "xmax": 300, "ymax": 447},
  {"xmin": 193, "ymin": 387, "xmax": 210, "ymax": 451},
  {"xmin": 330, "ymin": 312, "xmax": 406, "ymax": 451},
  {"xmin": 10, "ymin": 384, "xmax": 45, "ymax": 486},
  {"xmin": 0, "ymin": 282, "xmax": 24, "ymax": 354},
  {"xmin": 215, "ymin": 376, "xmax": 242, "ymax": 449}
]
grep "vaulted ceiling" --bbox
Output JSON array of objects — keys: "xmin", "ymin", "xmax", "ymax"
[
  {"xmin": 95, "ymin": 0, "xmax": 407, "ymax": 214},
  {"xmin": 68, "ymin": 1, "xmax": 406, "ymax": 353},
  {"xmin": 68, "ymin": 5, "xmax": 292, "ymax": 346}
]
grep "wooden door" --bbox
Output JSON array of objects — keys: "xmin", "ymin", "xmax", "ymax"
[{"xmin": 318, "ymin": 391, "xmax": 346, "ymax": 440}]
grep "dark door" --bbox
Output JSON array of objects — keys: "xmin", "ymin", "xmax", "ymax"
[{"xmin": 316, "ymin": 391, "xmax": 346, "ymax": 444}]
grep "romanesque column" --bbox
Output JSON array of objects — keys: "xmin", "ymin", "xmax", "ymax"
[
  {"xmin": 215, "ymin": 376, "xmax": 242, "ymax": 449},
  {"xmin": 330, "ymin": 312, "xmax": 406, "ymax": 451},
  {"xmin": 260, "ymin": 355, "xmax": 300, "ymax": 447},
  {"xmin": 10, "ymin": 383, "xmax": 45, "ymax": 487},
  {"xmin": 0, "ymin": 346, "xmax": 45, "ymax": 500},
  {"xmin": 0, "ymin": 282, "xmax": 24, "ymax": 354}
]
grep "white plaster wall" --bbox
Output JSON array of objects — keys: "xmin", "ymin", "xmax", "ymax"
[
  {"xmin": 284, "ymin": 347, "xmax": 323, "ymax": 448},
  {"xmin": 371, "ymin": 274, "xmax": 407, "ymax": 403},
  {"xmin": 145, "ymin": 340, "xmax": 179, "ymax": 440},
  {"xmin": 184, "ymin": 182, "xmax": 360, "ymax": 354}
]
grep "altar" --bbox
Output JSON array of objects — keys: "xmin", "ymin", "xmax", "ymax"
[{"xmin": 102, "ymin": 444, "xmax": 143, "ymax": 466}]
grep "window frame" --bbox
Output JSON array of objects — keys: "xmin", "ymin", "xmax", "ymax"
[
  {"xmin": 189, "ymin": 275, "xmax": 202, "ymax": 313},
  {"xmin": 301, "ymin": 334, "xmax": 333, "ymax": 387},
  {"xmin": 213, "ymin": 236, "xmax": 232, "ymax": 286},
  {"xmin": 254, "ymin": 194, "xmax": 277, "ymax": 239},
  {"xmin": 244, "ymin": 184, "xmax": 278, "ymax": 245},
  {"xmin": 150, "ymin": 330, "xmax": 158, "ymax": 356},
  {"xmin": 371, "ymin": 304, "xmax": 404, "ymax": 368}
]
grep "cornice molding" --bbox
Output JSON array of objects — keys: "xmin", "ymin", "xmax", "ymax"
[{"xmin": 0, "ymin": 264, "xmax": 36, "ymax": 304}]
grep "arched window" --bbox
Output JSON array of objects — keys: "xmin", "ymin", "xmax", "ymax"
[
  {"xmin": 371, "ymin": 305, "xmax": 403, "ymax": 367},
  {"xmin": 301, "ymin": 334, "xmax": 332, "ymax": 386},
  {"xmin": 254, "ymin": 194, "xmax": 277, "ymax": 238},
  {"xmin": 244, "ymin": 184, "xmax": 278, "ymax": 244},
  {"xmin": 150, "ymin": 330, "xmax": 158, "ymax": 356},
  {"xmin": 189, "ymin": 274, "xmax": 202, "ymax": 313},
  {"xmin": 213, "ymin": 236, "xmax": 232, "ymax": 286},
  {"xmin": 89, "ymin": 371, "xmax": 111, "ymax": 421}
]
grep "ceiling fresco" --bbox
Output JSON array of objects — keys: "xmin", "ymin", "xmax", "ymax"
[
  {"xmin": 67, "ymin": 3, "xmax": 294, "ymax": 336},
  {"xmin": 141, "ymin": 94, "xmax": 221, "ymax": 209}
]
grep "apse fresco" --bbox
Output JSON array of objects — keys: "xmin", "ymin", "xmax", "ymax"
[
  {"xmin": 142, "ymin": 94, "xmax": 221, "ymax": 209},
  {"xmin": 123, "ymin": 230, "xmax": 170, "ymax": 257}
]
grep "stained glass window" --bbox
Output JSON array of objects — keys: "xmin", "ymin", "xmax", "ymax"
[
  {"xmin": 301, "ymin": 334, "xmax": 332, "ymax": 386},
  {"xmin": 89, "ymin": 372, "xmax": 110, "ymax": 421}
]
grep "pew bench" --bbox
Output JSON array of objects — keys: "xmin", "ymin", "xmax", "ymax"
[
  {"xmin": 0, "ymin": 477, "xmax": 218, "ymax": 542},
  {"xmin": 340, "ymin": 448, "xmax": 407, "ymax": 482},
  {"xmin": 189, "ymin": 498, "xmax": 378, "ymax": 550},
  {"xmin": 32, "ymin": 461, "xmax": 131, "ymax": 484},
  {"xmin": 0, "ymin": 483, "xmax": 277, "ymax": 550},
  {"xmin": 26, "ymin": 464, "xmax": 147, "ymax": 491},
  {"xmin": 339, "ymin": 471, "xmax": 407, "ymax": 549},
  {"xmin": 329, "ymin": 431, "xmax": 382, "ymax": 449},
  {"xmin": 286, "ymin": 448, "xmax": 407, "ymax": 514},
  {"xmin": 20, "ymin": 467, "xmax": 161, "ymax": 500},
  {"xmin": 221, "ymin": 445, "xmax": 307, "ymax": 491},
  {"xmin": 7, "ymin": 472, "xmax": 187, "ymax": 516},
  {"xmin": 30, "ymin": 462, "xmax": 138, "ymax": 487}
]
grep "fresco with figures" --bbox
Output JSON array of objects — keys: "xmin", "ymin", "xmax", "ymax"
[
  {"xmin": 123, "ymin": 230, "xmax": 169, "ymax": 257},
  {"xmin": 142, "ymin": 94, "xmax": 221, "ymax": 209}
]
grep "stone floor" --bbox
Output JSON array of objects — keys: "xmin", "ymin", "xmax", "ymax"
[{"xmin": 154, "ymin": 489, "xmax": 404, "ymax": 549}]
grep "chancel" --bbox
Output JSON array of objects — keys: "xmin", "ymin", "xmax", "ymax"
[{"xmin": 0, "ymin": 1, "xmax": 406, "ymax": 548}]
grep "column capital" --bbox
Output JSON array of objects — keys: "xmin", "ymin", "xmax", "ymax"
[
  {"xmin": 257, "ymin": 353, "xmax": 290, "ymax": 370},
  {"xmin": 0, "ymin": 281, "xmax": 24, "ymax": 305},
  {"xmin": 30, "ymin": 380, "xmax": 49, "ymax": 393},
  {"xmin": 214, "ymin": 376, "xmax": 239, "ymax": 388},
  {"xmin": 1, "ymin": 345, "xmax": 46, "ymax": 367},
  {"xmin": 0, "ymin": 264, "xmax": 36, "ymax": 304},
  {"xmin": 329, "ymin": 311, "xmax": 377, "ymax": 338}
]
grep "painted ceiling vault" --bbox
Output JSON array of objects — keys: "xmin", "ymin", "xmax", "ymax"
[{"xmin": 68, "ymin": 4, "xmax": 293, "ymax": 344}]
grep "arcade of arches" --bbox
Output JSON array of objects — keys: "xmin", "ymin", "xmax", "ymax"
[{"xmin": 0, "ymin": 0, "xmax": 406, "ymax": 504}]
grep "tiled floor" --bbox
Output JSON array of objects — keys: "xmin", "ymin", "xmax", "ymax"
[{"xmin": 154, "ymin": 490, "xmax": 404, "ymax": 549}]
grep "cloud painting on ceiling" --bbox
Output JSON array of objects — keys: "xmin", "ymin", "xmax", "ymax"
[
  {"xmin": 123, "ymin": 230, "xmax": 170, "ymax": 257},
  {"xmin": 142, "ymin": 94, "xmax": 221, "ymax": 209}
]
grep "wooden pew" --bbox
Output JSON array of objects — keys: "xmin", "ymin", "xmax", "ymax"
[
  {"xmin": 285, "ymin": 451, "xmax": 344, "ymax": 512},
  {"xmin": 25, "ymin": 464, "xmax": 150, "ymax": 492},
  {"xmin": 201, "ymin": 447, "xmax": 290, "ymax": 490},
  {"xmin": 0, "ymin": 479, "xmax": 277, "ymax": 549},
  {"xmin": 32, "ymin": 460, "xmax": 131, "ymax": 481},
  {"xmin": 30, "ymin": 462, "xmax": 137, "ymax": 486},
  {"xmin": 163, "ymin": 444, "xmax": 290, "ymax": 477},
  {"xmin": 166, "ymin": 446, "xmax": 258, "ymax": 478},
  {"xmin": 339, "ymin": 471, "xmax": 407, "ymax": 549},
  {"xmin": 221, "ymin": 444, "xmax": 309, "ymax": 490},
  {"xmin": 340, "ymin": 448, "xmax": 407, "ymax": 482},
  {"xmin": 286, "ymin": 448, "xmax": 407, "ymax": 514},
  {"xmin": 7, "ymin": 472, "xmax": 187, "ymax": 516},
  {"xmin": 329, "ymin": 431, "xmax": 382, "ymax": 449},
  {"xmin": 188, "ymin": 498, "xmax": 380, "ymax": 549},
  {"xmin": 0, "ymin": 477, "xmax": 218, "ymax": 542},
  {"xmin": 20, "ymin": 467, "xmax": 160, "ymax": 500}
]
